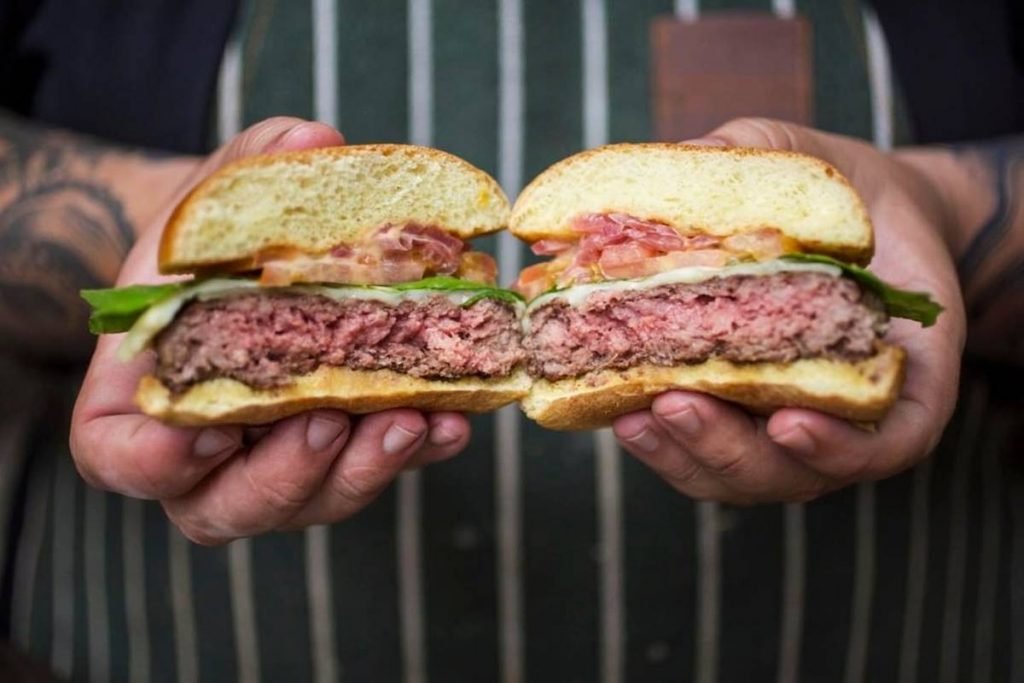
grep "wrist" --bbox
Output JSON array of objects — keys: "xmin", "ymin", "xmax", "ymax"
[{"xmin": 96, "ymin": 152, "xmax": 202, "ymax": 239}]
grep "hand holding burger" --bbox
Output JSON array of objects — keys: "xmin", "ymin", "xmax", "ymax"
[
  {"xmin": 605, "ymin": 119, "xmax": 964, "ymax": 504},
  {"xmin": 70, "ymin": 118, "xmax": 475, "ymax": 545}
]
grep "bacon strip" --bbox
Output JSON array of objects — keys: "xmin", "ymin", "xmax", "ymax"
[{"xmin": 259, "ymin": 223, "xmax": 497, "ymax": 286}]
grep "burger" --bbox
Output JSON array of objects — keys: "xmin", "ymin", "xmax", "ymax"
[
  {"xmin": 83, "ymin": 145, "xmax": 530, "ymax": 425},
  {"xmin": 509, "ymin": 144, "xmax": 942, "ymax": 430}
]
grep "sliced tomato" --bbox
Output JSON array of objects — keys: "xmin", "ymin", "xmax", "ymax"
[
  {"xmin": 513, "ymin": 262, "xmax": 560, "ymax": 300},
  {"xmin": 456, "ymin": 251, "xmax": 499, "ymax": 285},
  {"xmin": 597, "ymin": 242, "xmax": 659, "ymax": 279},
  {"xmin": 721, "ymin": 228, "xmax": 797, "ymax": 260}
]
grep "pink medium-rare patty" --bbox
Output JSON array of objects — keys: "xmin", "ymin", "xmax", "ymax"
[
  {"xmin": 154, "ymin": 293, "xmax": 525, "ymax": 391},
  {"xmin": 524, "ymin": 271, "xmax": 887, "ymax": 381}
]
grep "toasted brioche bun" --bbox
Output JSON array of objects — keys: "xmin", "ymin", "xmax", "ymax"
[
  {"xmin": 159, "ymin": 144, "xmax": 510, "ymax": 273},
  {"xmin": 136, "ymin": 367, "xmax": 532, "ymax": 426},
  {"xmin": 510, "ymin": 143, "xmax": 873, "ymax": 265},
  {"xmin": 521, "ymin": 345, "xmax": 905, "ymax": 431}
]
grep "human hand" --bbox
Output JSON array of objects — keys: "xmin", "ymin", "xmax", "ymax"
[
  {"xmin": 613, "ymin": 118, "xmax": 966, "ymax": 504},
  {"xmin": 70, "ymin": 117, "xmax": 470, "ymax": 544}
]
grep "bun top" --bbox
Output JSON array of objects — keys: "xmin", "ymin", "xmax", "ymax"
[
  {"xmin": 509, "ymin": 143, "xmax": 874, "ymax": 264},
  {"xmin": 159, "ymin": 144, "xmax": 510, "ymax": 273}
]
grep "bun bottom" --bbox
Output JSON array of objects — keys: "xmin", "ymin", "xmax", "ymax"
[
  {"xmin": 136, "ymin": 367, "xmax": 532, "ymax": 426},
  {"xmin": 521, "ymin": 345, "xmax": 905, "ymax": 431}
]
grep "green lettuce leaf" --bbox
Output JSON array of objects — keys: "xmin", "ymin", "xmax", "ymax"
[
  {"xmin": 781, "ymin": 253, "xmax": 943, "ymax": 326},
  {"xmin": 81, "ymin": 283, "xmax": 185, "ymax": 334},
  {"xmin": 386, "ymin": 276, "xmax": 525, "ymax": 307},
  {"xmin": 81, "ymin": 276, "xmax": 523, "ymax": 335}
]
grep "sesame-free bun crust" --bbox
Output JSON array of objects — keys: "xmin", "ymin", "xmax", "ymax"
[
  {"xmin": 510, "ymin": 143, "xmax": 874, "ymax": 265},
  {"xmin": 160, "ymin": 144, "xmax": 510, "ymax": 273},
  {"xmin": 521, "ymin": 345, "xmax": 904, "ymax": 431},
  {"xmin": 136, "ymin": 367, "xmax": 531, "ymax": 426}
]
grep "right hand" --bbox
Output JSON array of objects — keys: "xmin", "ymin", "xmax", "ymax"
[
  {"xmin": 70, "ymin": 117, "xmax": 471, "ymax": 545},
  {"xmin": 613, "ymin": 118, "xmax": 966, "ymax": 504}
]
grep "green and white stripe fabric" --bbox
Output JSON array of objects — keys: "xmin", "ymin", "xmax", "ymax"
[{"xmin": 5, "ymin": 1, "xmax": 1021, "ymax": 681}]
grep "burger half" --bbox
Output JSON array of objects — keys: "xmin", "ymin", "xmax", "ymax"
[
  {"xmin": 510, "ymin": 144, "xmax": 942, "ymax": 430},
  {"xmin": 83, "ymin": 145, "xmax": 530, "ymax": 425}
]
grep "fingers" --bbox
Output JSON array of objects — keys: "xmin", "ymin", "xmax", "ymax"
[
  {"xmin": 163, "ymin": 410, "xmax": 351, "ymax": 544},
  {"xmin": 70, "ymin": 345, "xmax": 243, "ymax": 498},
  {"xmin": 281, "ymin": 410, "xmax": 432, "ymax": 529},
  {"xmin": 616, "ymin": 389, "xmax": 942, "ymax": 505},
  {"xmin": 162, "ymin": 409, "xmax": 468, "ymax": 544},
  {"xmin": 615, "ymin": 411, "xmax": 727, "ymax": 501},
  {"xmin": 767, "ymin": 398, "xmax": 936, "ymax": 483},
  {"xmin": 404, "ymin": 412, "xmax": 471, "ymax": 469},
  {"xmin": 616, "ymin": 392, "xmax": 835, "ymax": 504},
  {"xmin": 652, "ymin": 393, "xmax": 832, "ymax": 501},
  {"xmin": 71, "ymin": 412, "xmax": 242, "ymax": 499}
]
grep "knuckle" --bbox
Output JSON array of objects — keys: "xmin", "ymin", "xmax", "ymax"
[
  {"xmin": 69, "ymin": 427, "xmax": 110, "ymax": 492},
  {"xmin": 177, "ymin": 524, "xmax": 224, "ymax": 547},
  {"xmin": 244, "ymin": 468, "xmax": 315, "ymax": 513},
  {"xmin": 329, "ymin": 465, "xmax": 391, "ymax": 506},
  {"xmin": 166, "ymin": 509, "xmax": 228, "ymax": 547},
  {"xmin": 71, "ymin": 455, "xmax": 107, "ymax": 492},
  {"xmin": 695, "ymin": 448, "xmax": 749, "ymax": 480},
  {"xmin": 659, "ymin": 454, "xmax": 704, "ymax": 488},
  {"xmin": 131, "ymin": 455, "xmax": 189, "ymax": 500},
  {"xmin": 832, "ymin": 453, "xmax": 877, "ymax": 483}
]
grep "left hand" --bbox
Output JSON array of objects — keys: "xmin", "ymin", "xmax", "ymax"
[
  {"xmin": 613, "ymin": 118, "xmax": 966, "ymax": 504},
  {"xmin": 70, "ymin": 117, "xmax": 471, "ymax": 544}
]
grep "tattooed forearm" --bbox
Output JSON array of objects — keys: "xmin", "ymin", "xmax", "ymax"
[
  {"xmin": 951, "ymin": 137, "xmax": 1024, "ymax": 363},
  {"xmin": 0, "ymin": 110, "xmax": 190, "ymax": 362}
]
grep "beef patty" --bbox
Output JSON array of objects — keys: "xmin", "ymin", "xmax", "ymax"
[
  {"xmin": 155, "ymin": 293, "xmax": 525, "ymax": 391},
  {"xmin": 524, "ymin": 271, "xmax": 887, "ymax": 381}
]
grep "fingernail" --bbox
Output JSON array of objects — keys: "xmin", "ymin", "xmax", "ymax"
[
  {"xmin": 383, "ymin": 423, "xmax": 423, "ymax": 454},
  {"xmin": 622, "ymin": 428, "xmax": 660, "ymax": 454},
  {"xmin": 662, "ymin": 405, "xmax": 702, "ymax": 437},
  {"xmin": 250, "ymin": 120, "xmax": 303, "ymax": 151},
  {"xmin": 279, "ymin": 122, "xmax": 317, "ymax": 143},
  {"xmin": 306, "ymin": 413, "xmax": 348, "ymax": 451},
  {"xmin": 772, "ymin": 425, "xmax": 816, "ymax": 456},
  {"xmin": 428, "ymin": 421, "xmax": 461, "ymax": 447},
  {"xmin": 275, "ymin": 121, "xmax": 336, "ymax": 150},
  {"xmin": 193, "ymin": 428, "xmax": 237, "ymax": 458}
]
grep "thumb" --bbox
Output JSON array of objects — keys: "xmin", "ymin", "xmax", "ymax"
[
  {"xmin": 684, "ymin": 117, "xmax": 874, "ymax": 172},
  {"xmin": 684, "ymin": 117, "xmax": 825, "ymax": 155},
  {"xmin": 684, "ymin": 117, "xmax": 886, "ymax": 201},
  {"xmin": 209, "ymin": 115, "xmax": 346, "ymax": 168}
]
